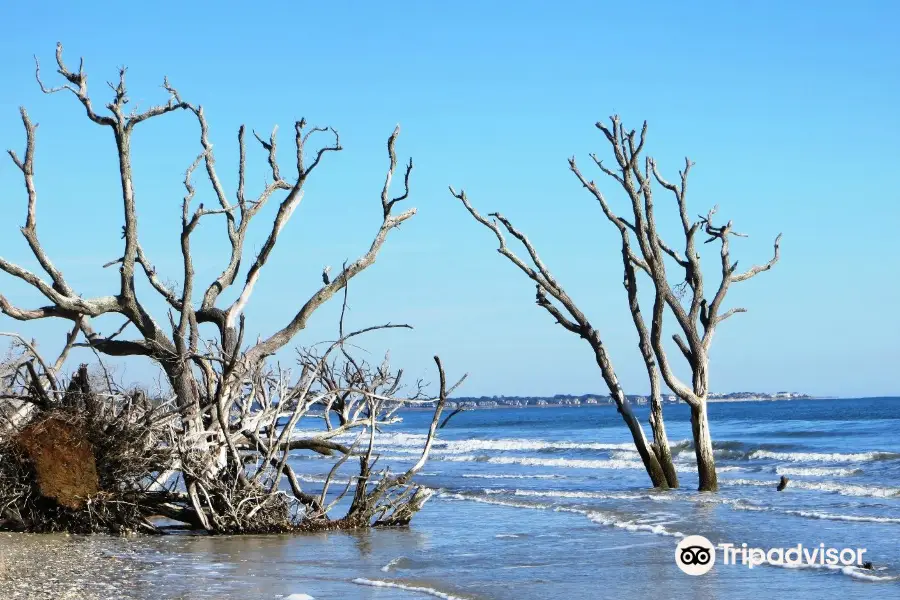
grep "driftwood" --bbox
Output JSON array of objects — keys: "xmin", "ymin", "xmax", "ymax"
[
  {"xmin": 0, "ymin": 332, "xmax": 464, "ymax": 534},
  {"xmin": 0, "ymin": 44, "xmax": 461, "ymax": 534}
]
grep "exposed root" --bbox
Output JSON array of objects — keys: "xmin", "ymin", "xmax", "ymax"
[{"xmin": 0, "ymin": 341, "xmax": 463, "ymax": 536}]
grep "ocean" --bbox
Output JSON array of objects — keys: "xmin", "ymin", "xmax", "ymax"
[{"xmin": 17, "ymin": 397, "xmax": 900, "ymax": 599}]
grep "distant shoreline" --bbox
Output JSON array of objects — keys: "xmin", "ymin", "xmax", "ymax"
[{"xmin": 397, "ymin": 395, "xmax": 849, "ymax": 411}]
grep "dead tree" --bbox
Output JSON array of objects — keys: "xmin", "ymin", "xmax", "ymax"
[
  {"xmin": 571, "ymin": 117, "xmax": 780, "ymax": 491},
  {"xmin": 0, "ymin": 330, "xmax": 463, "ymax": 533},
  {"xmin": 453, "ymin": 116, "xmax": 781, "ymax": 492},
  {"xmin": 449, "ymin": 197, "xmax": 676, "ymax": 489},
  {"xmin": 0, "ymin": 44, "xmax": 452, "ymax": 532},
  {"xmin": 1, "ymin": 43, "xmax": 414, "ymax": 430}
]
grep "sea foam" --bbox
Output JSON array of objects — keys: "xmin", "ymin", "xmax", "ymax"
[
  {"xmin": 434, "ymin": 455, "xmax": 646, "ymax": 470},
  {"xmin": 377, "ymin": 433, "xmax": 638, "ymax": 453},
  {"xmin": 439, "ymin": 491, "xmax": 685, "ymax": 538},
  {"xmin": 483, "ymin": 488, "xmax": 647, "ymax": 501},
  {"xmin": 726, "ymin": 478, "xmax": 900, "ymax": 498},
  {"xmin": 776, "ymin": 562, "xmax": 900, "ymax": 582},
  {"xmin": 749, "ymin": 450, "xmax": 900, "ymax": 463},
  {"xmin": 461, "ymin": 473, "xmax": 563, "ymax": 480},
  {"xmin": 352, "ymin": 578, "xmax": 468, "ymax": 599},
  {"xmin": 775, "ymin": 466, "xmax": 863, "ymax": 477}
]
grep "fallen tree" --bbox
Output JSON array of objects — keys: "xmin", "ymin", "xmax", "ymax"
[
  {"xmin": 0, "ymin": 44, "xmax": 461, "ymax": 533},
  {"xmin": 1, "ymin": 315, "xmax": 463, "ymax": 534}
]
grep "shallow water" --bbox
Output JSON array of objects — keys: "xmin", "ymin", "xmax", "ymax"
[{"xmin": 5, "ymin": 398, "xmax": 899, "ymax": 599}]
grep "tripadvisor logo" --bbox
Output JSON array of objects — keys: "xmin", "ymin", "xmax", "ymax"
[
  {"xmin": 676, "ymin": 535, "xmax": 716, "ymax": 575},
  {"xmin": 675, "ymin": 535, "xmax": 869, "ymax": 575}
]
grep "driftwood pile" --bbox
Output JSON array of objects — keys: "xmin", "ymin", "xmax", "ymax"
[
  {"xmin": 0, "ymin": 44, "xmax": 463, "ymax": 536},
  {"xmin": 0, "ymin": 339, "xmax": 461, "ymax": 535}
]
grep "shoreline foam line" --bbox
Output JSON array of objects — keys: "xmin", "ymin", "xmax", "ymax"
[{"xmin": 351, "ymin": 578, "xmax": 469, "ymax": 599}]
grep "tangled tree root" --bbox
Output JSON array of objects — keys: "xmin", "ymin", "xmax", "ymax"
[
  {"xmin": 1, "ymin": 345, "xmax": 463, "ymax": 536},
  {"xmin": 0, "ymin": 365, "xmax": 175, "ymax": 534},
  {"xmin": 15, "ymin": 415, "xmax": 100, "ymax": 509}
]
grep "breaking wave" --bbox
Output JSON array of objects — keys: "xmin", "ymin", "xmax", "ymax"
[
  {"xmin": 554, "ymin": 506, "xmax": 685, "ymax": 537},
  {"xmin": 780, "ymin": 509, "xmax": 900, "ymax": 525},
  {"xmin": 438, "ymin": 491, "xmax": 684, "ymax": 538},
  {"xmin": 726, "ymin": 478, "xmax": 900, "ymax": 498},
  {"xmin": 774, "ymin": 562, "xmax": 900, "ymax": 582},
  {"xmin": 749, "ymin": 450, "xmax": 900, "ymax": 463},
  {"xmin": 775, "ymin": 466, "xmax": 863, "ymax": 477},
  {"xmin": 376, "ymin": 433, "xmax": 639, "ymax": 454},
  {"xmin": 482, "ymin": 488, "xmax": 648, "ymax": 501},
  {"xmin": 433, "ymin": 455, "xmax": 646, "ymax": 470},
  {"xmin": 461, "ymin": 473, "xmax": 564, "ymax": 480},
  {"xmin": 437, "ymin": 491, "xmax": 551, "ymax": 510},
  {"xmin": 727, "ymin": 501, "xmax": 900, "ymax": 524},
  {"xmin": 380, "ymin": 557, "xmax": 413, "ymax": 572}
]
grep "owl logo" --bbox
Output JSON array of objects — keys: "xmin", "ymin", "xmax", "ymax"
[
  {"xmin": 680, "ymin": 545, "xmax": 712, "ymax": 566},
  {"xmin": 676, "ymin": 535, "xmax": 716, "ymax": 575}
]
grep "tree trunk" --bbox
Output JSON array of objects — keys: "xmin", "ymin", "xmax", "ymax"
[
  {"xmin": 166, "ymin": 364, "xmax": 204, "ymax": 434},
  {"xmin": 615, "ymin": 393, "xmax": 669, "ymax": 489},
  {"xmin": 623, "ymin": 245, "xmax": 679, "ymax": 489},
  {"xmin": 166, "ymin": 363, "xmax": 227, "ymax": 481},
  {"xmin": 648, "ymin": 391, "xmax": 679, "ymax": 488},
  {"xmin": 690, "ymin": 401, "xmax": 718, "ymax": 492},
  {"xmin": 591, "ymin": 340, "xmax": 669, "ymax": 489}
]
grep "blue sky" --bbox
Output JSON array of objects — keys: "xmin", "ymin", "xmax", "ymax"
[{"xmin": 0, "ymin": 1, "xmax": 897, "ymax": 398}]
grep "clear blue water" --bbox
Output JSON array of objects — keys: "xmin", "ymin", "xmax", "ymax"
[{"xmin": 31, "ymin": 398, "xmax": 900, "ymax": 599}]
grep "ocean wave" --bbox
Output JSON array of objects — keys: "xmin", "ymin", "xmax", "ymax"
[
  {"xmin": 435, "ymin": 455, "xmax": 646, "ymax": 470},
  {"xmin": 749, "ymin": 450, "xmax": 900, "ymax": 463},
  {"xmin": 482, "ymin": 488, "xmax": 648, "ymax": 501},
  {"xmin": 726, "ymin": 478, "xmax": 900, "ymax": 498},
  {"xmin": 789, "ymin": 480, "xmax": 900, "ymax": 498},
  {"xmin": 585, "ymin": 511, "xmax": 684, "ymax": 537},
  {"xmin": 669, "ymin": 439, "xmax": 693, "ymax": 452},
  {"xmin": 782, "ymin": 510, "xmax": 900, "ymax": 525},
  {"xmin": 437, "ymin": 491, "xmax": 551, "ymax": 510},
  {"xmin": 295, "ymin": 474, "xmax": 353, "ymax": 485},
  {"xmin": 775, "ymin": 562, "xmax": 900, "ymax": 582},
  {"xmin": 726, "ymin": 478, "xmax": 790, "ymax": 488},
  {"xmin": 775, "ymin": 466, "xmax": 863, "ymax": 477},
  {"xmin": 726, "ymin": 500, "xmax": 900, "ymax": 524},
  {"xmin": 380, "ymin": 557, "xmax": 414, "ymax": 572},
  {"xmin": 554, "ymin": 506, "xmax": 685, "ymax": 538},
  {"xmin": 612, "ymin": 440, "xmax": 694, "ymax": 455},
  {"xmin": 461, "ymin": 473, "xmax": 564, "ymax": 480},
  {"xmin": 637, "ymin": 455, "xmax": 747, "ymax": 474},
  {"xmin": 492, "ymin": 487, "xmax": 752, "ymax": 507},
  {"xmin": 377, "ymin": 433, "xmax": 639, "ymax": 454},
  {"xmin": 439, "ymin": 490, "xmax": 685, "ymax": 538},
  {"xmin": 351, "ymin": 578, "xmax": 469, "ymax": 599}
]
